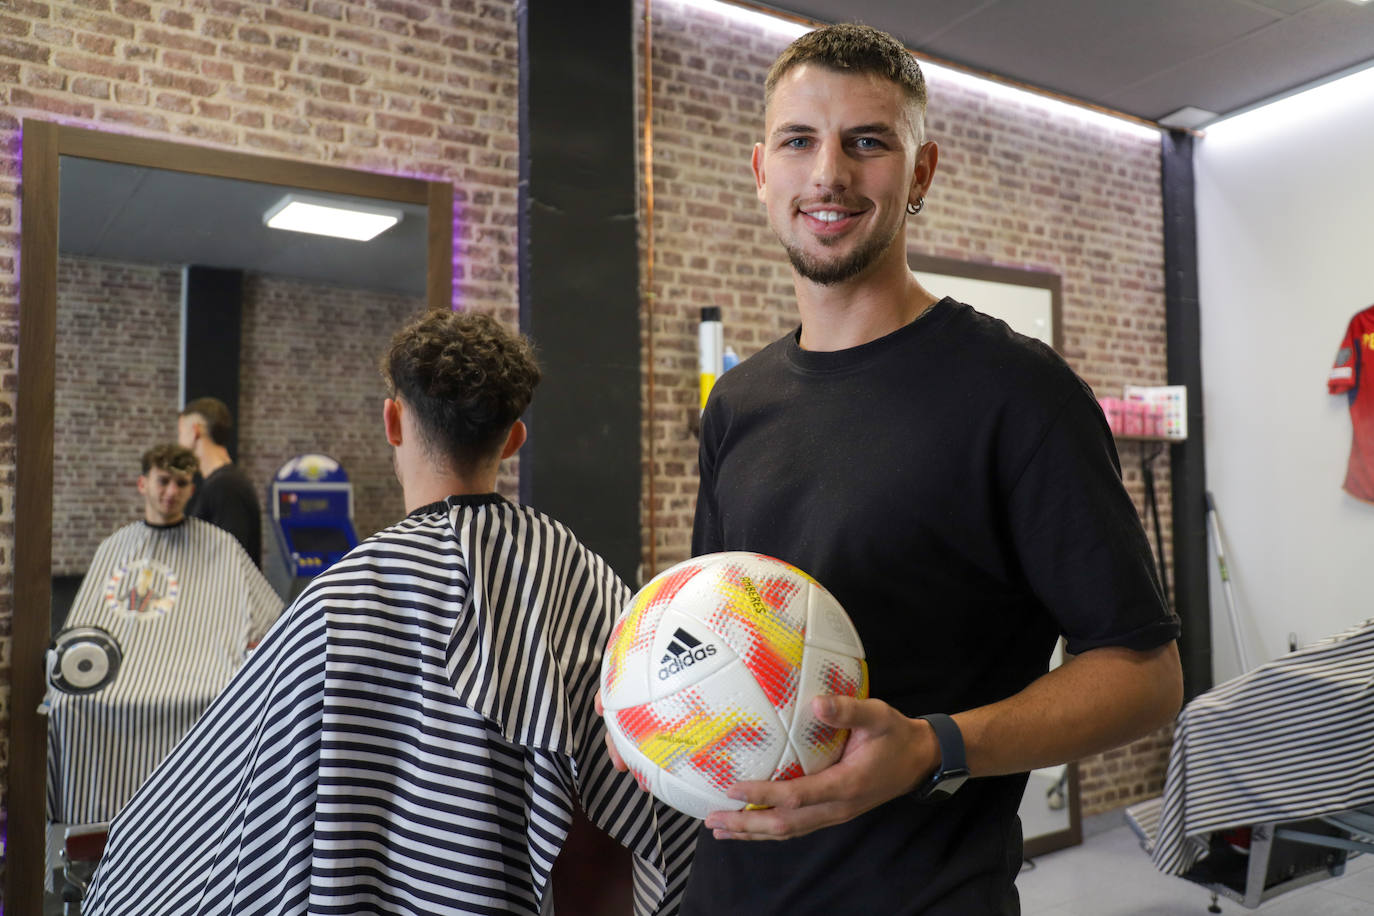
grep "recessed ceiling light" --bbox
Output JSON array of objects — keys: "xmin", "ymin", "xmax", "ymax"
[
  {"xmin": 263, "ymin": 193, "xmax": 403, "ymax": 241},
  {"xmin": 1159, "ymin": 106, "xmax": 1219, "ymax": 130}
]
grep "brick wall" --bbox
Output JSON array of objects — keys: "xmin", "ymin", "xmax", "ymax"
[
  {"xmin": 636, "ymin": 0, "xmax": 1174, "ymax": 816},
  {"xmin": 51, "ymin": 256, "xmax": 422, "ymax": 578},
  {"xmin": 53, "ymin": 255, "xmax": 183, "ymax": 575},
  {"xmin": 0, "ymin": 0, "xmax": 521, "ymax": 816}
]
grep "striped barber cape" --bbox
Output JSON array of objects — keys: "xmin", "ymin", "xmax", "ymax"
[
  {"xmin": 1148, "ymin": 616, "xmax": 1374, "ymax": 875},
  {"xmin": 83, "ymin": 494, "xmax": 697, "ymax": 916},
  {"xmin": 47, "ymin": 517, "xmax": 283, "ymax": 827}
]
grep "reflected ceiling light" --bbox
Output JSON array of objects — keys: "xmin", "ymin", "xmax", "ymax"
[
  {"xmin": 263, "ymin": 193, "xmax": 402, "ymax": 241},
  {"xmin": 677, "ymin": 0, "xmax": 811, "ymax": 38}
]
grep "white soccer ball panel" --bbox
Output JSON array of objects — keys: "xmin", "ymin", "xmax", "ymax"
[
  {"xmin": 788, "ymin": 646, "xmax": 868, "ymax": 774},
  {"xmin": 604, "ymin": 662, "xmax": 789, "ymax": 817},
  {"xmin": 601, "ymin": 557, "xmax": 718, "ymax": 710},
  {"xmin": 803, "ymin": 582, "xmax": 866, "ymax": 658},
  {"xmin": 656, "ymin": 767, "xmax": 743, "ymax": 821},
  {"xmin": 645, "ymin": 607, "xmax": 737, "ymax": 704},
  {"xmin": 668, "ymin": 554, "xmax": 808, "ymax": 720}
]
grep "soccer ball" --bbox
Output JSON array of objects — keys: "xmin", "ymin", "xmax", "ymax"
[{"xmin": 600, "ymin": 551, "xmax": 868, "ymax": 819}]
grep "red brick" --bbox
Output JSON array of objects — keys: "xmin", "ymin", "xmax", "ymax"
[
  {"xmin": 159, "ymin": 9, "xmax": 194, "ymax": 30},
  {"xmin": 221, "ymin": 44, "xmax": 292, "ymax": 70},
  {"xmin": 145, "ymin": 68, "xmax": 218, "ymax": 97},
  {"xmin": 153, "ymin": 91, "xmax": 192, "ymax": 113},
  {"xmin": 112, "ymin": 83, "xmax": 147, "ymax": 104},
  {"xmin": 304, "ymin": 98, "xmax": 368, "ymax": 124},
  {"xmin": 70, "ymin": 76, "xmax": 110, "ymax": 98},
  {"xmin": 175, "ymin": 120, "xmax": 237, "ymax": 145},
  {"xmin": 55, "ymin": 7, "xmax": 133, "ymax": 39},
  {"xmin": 23, "ymin": 68, "xmax": 66, "ymax": 90},
  {"xmin": 0, "ymin": 16, "xmax": 30, "ymax": 38},
  {"xmin": 200, "ymin": 59, "xmax": 234, "ymax": 81},
  {"xmin": 95, "ymin": 107, "xmax": 166, "ymax": 130},
  {"xmin": 263, "ymin": 7, "xmax": 329, "ymax": 35},
  {"xmin": 201, "ymin": 18, "xmax": 234, "ymax": 40},
  {"xmin": 9, "ymin": 85, "xmax": 94, "ymax": 116},
  {"xmin": 0, "ymin": 36, "xmax": 49, "ymax": 63},
  {"xmin": 114, "ymin": 0, "xmax": 150, "ymax": 19},
  {"xmin": 139, "ymin": 26, "xmax": 216, "ymax": 56},
  {"xmin": 297, "ymin": 58, "xmax": 371, "ymax": 85},
  {"xmin": 335, "ymin": 26, "xmax": 390, "ymax": 50}
]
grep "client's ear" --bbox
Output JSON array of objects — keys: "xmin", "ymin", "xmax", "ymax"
[
  {"xmin": 500, "ymin": 420, "xmax": 527, "ymax": 459},
  {"xmin": 383, "ymin": 398, "xmax": 404, "ymax": 447}
]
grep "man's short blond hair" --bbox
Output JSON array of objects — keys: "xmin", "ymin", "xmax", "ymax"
[{"xmin": 766, "ymin": 23, "xmax": 928, "ymax": 140}]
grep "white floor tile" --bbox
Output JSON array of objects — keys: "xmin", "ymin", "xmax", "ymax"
[{"xmin": 1019, "ymin": 824, "xmax": 1372, "ymax": 915}]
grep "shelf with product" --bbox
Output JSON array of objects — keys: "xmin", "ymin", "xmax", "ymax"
[{"xmin": 1099, "ymin": 384, "xmax": 1188, "ymax": 443}]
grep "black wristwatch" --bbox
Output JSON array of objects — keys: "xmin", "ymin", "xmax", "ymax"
[{"xmin": 914, "ymin": 713, "xmax": 970, "ymax": 801}]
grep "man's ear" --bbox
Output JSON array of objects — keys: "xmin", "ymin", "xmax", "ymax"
[
  {"xmin": 136, "ymin": 475, "xmax": 149, "ymax": 496},
  {"xmin": 383, "ymin": 398, "xmax": 404, "ymax": 447},
  {"xmin": 909, "ymin": 140, "xmax": 939, "ymax": 208},
  {"xmin": 500, "ymin": 420, "xmax": 527, "ymax": 459},
  {"xmin": 751, "ymin": 142, "xmax": 766, "ymax": 201}
]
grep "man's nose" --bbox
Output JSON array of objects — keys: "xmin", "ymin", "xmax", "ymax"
[{"xmin": 810, "ymin": 138, "xmax": 850, "ymax": 192}]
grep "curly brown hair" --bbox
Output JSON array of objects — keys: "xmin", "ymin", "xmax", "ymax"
[
  {"xmin": 381, "ymin": 309, "xmax": 541, "ymax": 471},
  {"xmin": 142, "ymin": 443, "xmax": 198, "ymax": 476},
  {"xmin": 766, "ymin": 23, "xmax": 928, "ymax": 139}
]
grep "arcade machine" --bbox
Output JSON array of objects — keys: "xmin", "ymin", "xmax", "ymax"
[{"xmin": 267, "ymin": 453, "xmax": 360, "ymax": 602}]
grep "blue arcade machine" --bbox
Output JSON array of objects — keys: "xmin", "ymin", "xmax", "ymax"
[{"xmin": 267, "ymin": 453, "xmax": 360, "ymax": 602}]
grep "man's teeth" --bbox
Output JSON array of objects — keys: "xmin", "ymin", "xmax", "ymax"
[{"xmin": 808, "ymin": 210, "xmax": 847, "ymax": 222}]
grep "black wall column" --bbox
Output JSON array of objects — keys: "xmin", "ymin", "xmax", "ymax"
[
  {"xmin": 517, "ymin": 0, "xmax": 641, "ymax": 585},
  {"xmin": 181, "ymin": 265, "xmax": 245, "ymax": 459},
  {"xmin": 1162, "ymin": 130, "xmax": 1212, "ymax": 701}
]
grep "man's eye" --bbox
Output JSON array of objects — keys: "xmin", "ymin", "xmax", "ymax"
[
  {"xmin": 784, "ymin": 137, "xmax": 811, "ymax": 149},
  {"xmin": 854, "ymin": 137, "xmax": 883, "ymax": 149}
]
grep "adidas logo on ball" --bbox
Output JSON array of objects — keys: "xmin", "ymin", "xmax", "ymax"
[{"xmin": 657, "ymin": 627, "xmax": 717, "ymax": 680}]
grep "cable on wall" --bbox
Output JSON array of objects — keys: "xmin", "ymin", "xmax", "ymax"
[{"xmin": 642, "ymin": 0, "xmax": 658, "ymax": 578}]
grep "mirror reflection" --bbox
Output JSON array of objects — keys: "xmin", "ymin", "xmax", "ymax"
[{"xmin": 44, "ymin": 154, "xmax": 430, "ymax": 904}]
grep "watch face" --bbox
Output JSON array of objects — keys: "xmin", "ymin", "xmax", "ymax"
[{"xmin": 933, "ymin": 771, "xmax": 969, "ymax": 798}]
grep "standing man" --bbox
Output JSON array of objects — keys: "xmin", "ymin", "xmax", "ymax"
[
  {"xmin": 47, "ymin": 444, "xmax": 283, "ymax": 832},
  {"xmin": 85, "ymin": 312, "xmax": 695, "ymax": 916},
  {"xmin": 682, "ymin": 24, "xmax": 1182, "ymax": 915},
  {"xmin": 178, "ymin": 396, "xmax": 262, "ymax": 566}
]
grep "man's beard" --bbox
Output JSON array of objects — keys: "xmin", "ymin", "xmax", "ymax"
[{"xmin": 782, "ymin": 220, "xmax": 901, "ymax": 286}]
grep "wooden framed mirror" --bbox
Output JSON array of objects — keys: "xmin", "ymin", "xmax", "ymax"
[
  {"xmin": 906, "ymin": 251, "xmax": 1082, "ymax": 858},
  {"xmin": 8, "ymin": 120, "xmax": 452, "ymax": 912}
]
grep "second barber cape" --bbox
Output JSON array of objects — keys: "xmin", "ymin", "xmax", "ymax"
[{"xmin": 47, "ymin": 518, "xmax": 283, "ymax": 827}]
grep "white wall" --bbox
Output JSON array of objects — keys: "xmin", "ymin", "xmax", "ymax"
[{"xmin": 1196, "ymin": 67, "xmax": 1374, "ymax": 684}]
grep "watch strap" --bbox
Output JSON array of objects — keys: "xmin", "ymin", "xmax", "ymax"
[{"xmin": 915, "ymin": 713, "xmax": 969, "ymax": 801}]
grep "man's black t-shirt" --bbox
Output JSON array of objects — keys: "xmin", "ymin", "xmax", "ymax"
[
  {"xmin": 187, "ymin": 463, "xmax": 262, "ymax": 568},
  {"xmin": 686, "ymin": 299, "xmax": 1179, "ymax": 915}
]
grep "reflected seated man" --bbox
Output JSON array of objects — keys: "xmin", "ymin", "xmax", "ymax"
[{"xmin": 46, "ymin": 443, "xmax": 284, "ymax": 836}]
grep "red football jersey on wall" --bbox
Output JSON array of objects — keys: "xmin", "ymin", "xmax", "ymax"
[{"xmin": 1328, "ymin": 304, "xmax": 1374, "ymax": 502}]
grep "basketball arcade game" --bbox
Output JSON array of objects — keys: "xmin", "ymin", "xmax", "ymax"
[{"xmin": 266, "ymin": 454, "xmax": 359, "ymax": 602}]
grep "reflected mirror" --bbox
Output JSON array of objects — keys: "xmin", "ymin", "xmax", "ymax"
[
  {"xmin": 907, "ymin": 252, "xmax": 1081, "ymax": 858},
  {"xmin": 9, "ymin": 120, "xmax": 452, "ymax": 913}
]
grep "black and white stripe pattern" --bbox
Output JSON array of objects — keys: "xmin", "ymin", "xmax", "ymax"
[
  {"xmin": 47, "ymin": 518, "xmax": 284, "ymax": 827},
  {"xmin": 84, "ymin": 495, "xmax": 697, "ymax": 916},
  {"xmin": 1148, "ymin": 617, "xmax": 1374, "ymax": 874}
]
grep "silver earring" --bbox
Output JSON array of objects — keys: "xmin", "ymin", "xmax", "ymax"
[{"xmin": 907, "ymin": 198, "xmax": 925, "ymax": 215}]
